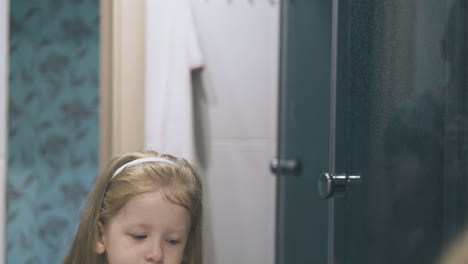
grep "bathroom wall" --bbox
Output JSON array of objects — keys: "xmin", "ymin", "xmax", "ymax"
[
  {"xmin": 0, "ymin": 0, "xmax": 8, "ymax": 263},
  {"xmin": 7, "ymin": 1, "xmax": 99, "ymax": 263},
  {"xmin": 191, "ymin": 1, "xmax": 279, "ymax": 263}
]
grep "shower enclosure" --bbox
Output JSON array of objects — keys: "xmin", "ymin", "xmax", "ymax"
[{"xmin": 275, "ymin": 0, "xmax": 468, "ymax": 263}]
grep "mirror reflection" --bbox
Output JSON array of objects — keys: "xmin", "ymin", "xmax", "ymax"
[{"xmin": 2, "ymin": 0, "xmax": 468, "ymax": 264}]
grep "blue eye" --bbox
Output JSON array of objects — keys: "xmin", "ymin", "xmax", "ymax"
[{"xmin": 131, "ymin": 234, "xmax": 147, "ymax": 240}]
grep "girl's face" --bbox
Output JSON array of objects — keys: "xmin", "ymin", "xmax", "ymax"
[{"xmin": 96, "ymin": 191, "xmax": 191, "ymax": 264}]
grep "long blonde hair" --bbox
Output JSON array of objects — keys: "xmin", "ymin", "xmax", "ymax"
[
  {"xmin": 439, "ymin": 228, "xmax": 468, "ymax": 264},
  {"xmin": 63, "ymin": 151, "xmax": 203, "ymax": 264}
]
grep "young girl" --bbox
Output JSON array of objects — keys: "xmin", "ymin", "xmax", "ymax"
[{"xmin": 63, "ymin": 150, "xmax": 203, "ymax": 264}]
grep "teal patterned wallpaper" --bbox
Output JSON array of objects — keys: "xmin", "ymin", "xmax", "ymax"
[{"xmin": 8, "ymin": 0, "xmax": 99, "ymax": 263}]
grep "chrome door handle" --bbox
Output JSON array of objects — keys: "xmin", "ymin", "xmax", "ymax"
[
  {"xmin": 318, "ymin": 173, "xmax": 361, "ymax": 199},
  {"xmin": 270, "ymin": 158, "xmax": 302, "ymax": 175}
]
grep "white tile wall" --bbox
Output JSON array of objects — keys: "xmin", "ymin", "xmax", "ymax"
[
  {"xmin": 203, "ymin": 143, "xmax": 276, "ymax": 264},
  {"xmin": 191, "ymin": 1, "xmax": 279, "ymax": 263},
  {"xmin": 193, "ymin": 0, "xmax": 279, "ymax": 141}
]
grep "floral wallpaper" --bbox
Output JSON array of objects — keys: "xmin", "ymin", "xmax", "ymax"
[{"xmin": 8, "ymin": 0, "xmax": 99, "ymax": 263}]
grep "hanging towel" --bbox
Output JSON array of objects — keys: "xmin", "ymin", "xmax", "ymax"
[{"xmin": 145, "ymin": 0, "xmax": 203, "ymax": 165}]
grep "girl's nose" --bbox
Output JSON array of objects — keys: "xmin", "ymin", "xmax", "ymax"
[{"xmin": 144, "ymin": 241, "xmax": 163, "ymax": 263}]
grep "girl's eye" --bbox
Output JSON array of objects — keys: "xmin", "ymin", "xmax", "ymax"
[
  {"xmin": 131, "ymin": 234, "xmax": 147, "ymax": 240},
  {"xmin": 166, "ymin": 239, "xmax": 180, "ymax": 245}
]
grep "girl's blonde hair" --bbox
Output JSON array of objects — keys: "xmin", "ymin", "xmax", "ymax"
[
  {"xmin": 439, "ymin": 228, "xmax": 468, "ymax": 264},
  {"xmin": 63, "ymin": 151, "xmax": 203, "ymax": 264}
]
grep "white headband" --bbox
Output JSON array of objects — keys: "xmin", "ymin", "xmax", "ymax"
[{"xmin": 111, "ymin": 157, "xmax": 175, "ymax": 180}]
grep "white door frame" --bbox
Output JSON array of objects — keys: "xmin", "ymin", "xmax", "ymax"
[{"xmin": 100, "ymin": 0, "xmax": 145, "ymax": 169}]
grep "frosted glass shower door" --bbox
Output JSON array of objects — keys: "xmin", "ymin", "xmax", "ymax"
[
  {"xmin": 276, "ymin": 0, "xmax": 468, "ymax": 263},
  {"xmin": 329, "ymin": 1, "xmax": 468, "ymax": 263}
]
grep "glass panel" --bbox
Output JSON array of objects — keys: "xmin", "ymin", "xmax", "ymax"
[
  {"xmin": 276, "ymin": 1, "xmax": 331, "ymax": 264},
  {"xmin": 337, "ymin": 0, "xmax": 468, "ymax": 263}
]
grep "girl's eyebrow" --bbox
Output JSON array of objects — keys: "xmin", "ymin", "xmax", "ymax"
[
  {"xmin": 127, "ymin": 220, "xmax": 189, "ymax": 232},
  {"xmin": 123, "ymin": 222, "xmax": 152, "ymax": 230},
  {"xmin": 134, "ymin": 223, "xmax": 152, "ymax": 229}
]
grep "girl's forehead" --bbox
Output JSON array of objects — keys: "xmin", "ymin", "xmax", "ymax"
[{"xmin": 114, "ymin": 191, "xmax": 191, "ymax": 230}]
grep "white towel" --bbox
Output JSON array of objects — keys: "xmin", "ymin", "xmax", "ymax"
[{"xmin": 145, "ymin": 0, "xmax": 203, "ymax": 165}]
